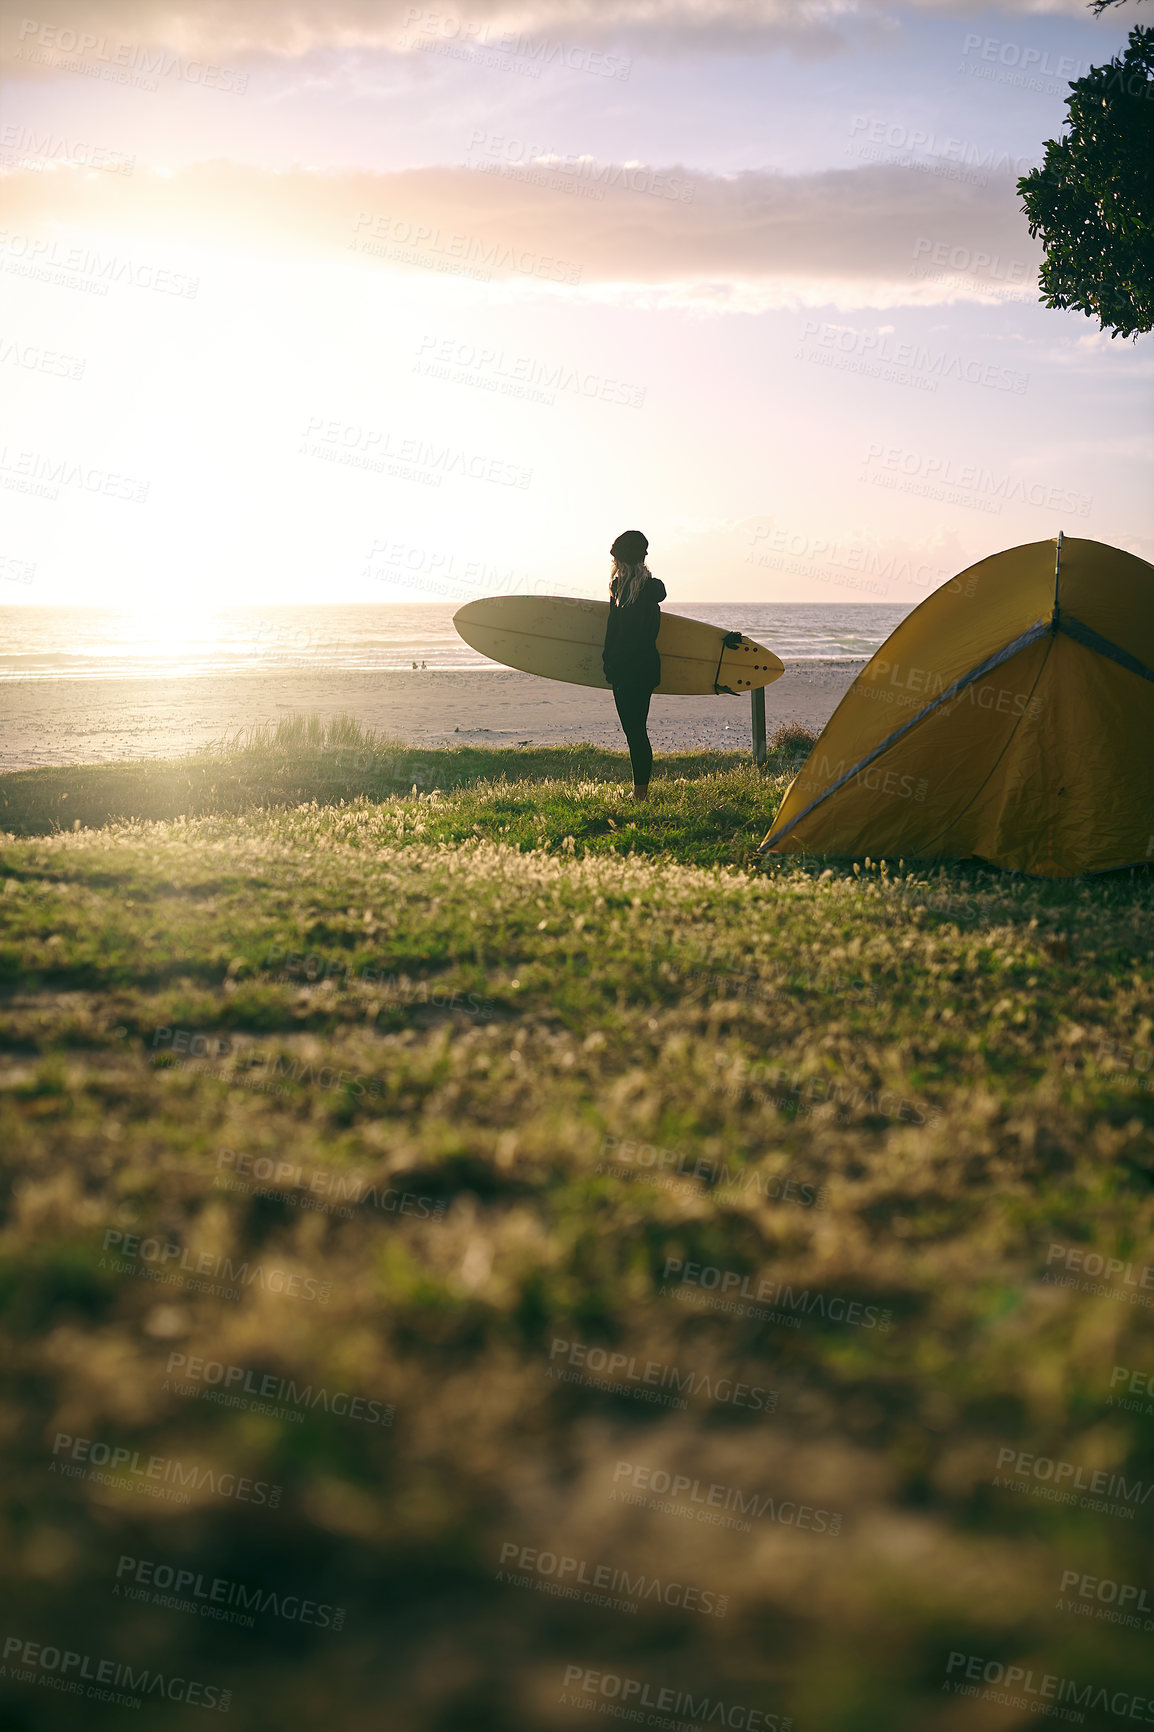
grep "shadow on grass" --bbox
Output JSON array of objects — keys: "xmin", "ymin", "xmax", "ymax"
[{"xmin": 0, "ymin": 713, "xmax": 815, "ymax": 840}]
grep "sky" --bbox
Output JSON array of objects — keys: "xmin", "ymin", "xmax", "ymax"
[{"xmin": 0, "ymin": 0, "xmax": 1151, "ymax": 613}]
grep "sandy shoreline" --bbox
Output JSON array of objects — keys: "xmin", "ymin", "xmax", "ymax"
[{"xmin": 0, "ymin": 662, "xmax": 864, "ymax": 773}]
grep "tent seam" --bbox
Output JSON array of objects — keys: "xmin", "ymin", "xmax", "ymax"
[
  {"xmin": 758, "ymin": 617, "xmax": 1052, "ymax": 851},
  {"xmin": 1057, "ymin": 613, "xmax": 1154, "ymax": 686},
  {"xmin": 910, "ymin": 632, "xmax": 1055, "ymax": 856}
]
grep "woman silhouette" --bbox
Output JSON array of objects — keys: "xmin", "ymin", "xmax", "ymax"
[{"xmin": 602, "ymin": 529, "xmax": 666, "ymax": 800}]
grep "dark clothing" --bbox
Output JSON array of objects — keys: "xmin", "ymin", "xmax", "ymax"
[
  {"xmin": 612, "ymin": 684, "xmax": 654, "ymax": 787},
  {"xmin": 602, "ymin": 575, "xmax": 666, "ymax": 689}
]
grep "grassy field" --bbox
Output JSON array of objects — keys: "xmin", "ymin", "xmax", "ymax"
[{"xmin": 2, "ymin": 716, "xmax": 1153, "ymax": 1732}]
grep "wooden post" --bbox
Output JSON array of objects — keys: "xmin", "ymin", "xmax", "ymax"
[{"xmin": 751, "ymin": 685, "xmax": 767, "ymax": 766}]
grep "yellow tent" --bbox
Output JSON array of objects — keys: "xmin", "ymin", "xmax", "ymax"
[{"xmin": 758, "ymin": 536, "xmax": 1154, "ymax": 877}]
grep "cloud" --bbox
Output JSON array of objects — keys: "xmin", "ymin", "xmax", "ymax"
[
  {"xmin": 1, "ymin": 0, "xmax": 1095, "ymax": 71},
  {"xmin": 0, "ymin": 158, "xmax": 1042, "ymax": 307}
]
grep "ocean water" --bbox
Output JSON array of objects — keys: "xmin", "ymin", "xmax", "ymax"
[{"xmin": 0, "ymin": 603, "xmax": 915, "ymax": 681}]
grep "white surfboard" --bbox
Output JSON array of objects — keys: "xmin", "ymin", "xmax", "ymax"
[{"xmin": 453, "ymin": 596, "xmax": 784, "ymax": 696}]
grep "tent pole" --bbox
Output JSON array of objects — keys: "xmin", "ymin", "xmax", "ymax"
[
  {"xmin": 1053, "ymin": 529, "xmax": 1064, "ymax": 621},
  {"xmin": 752, "ymin": 686, "xmax": 767, "ymax": 766}
]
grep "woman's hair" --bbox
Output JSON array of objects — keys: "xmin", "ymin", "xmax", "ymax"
[{"xmin": 610, "ymin": 529, "xmax": 651, "ymax": 608}]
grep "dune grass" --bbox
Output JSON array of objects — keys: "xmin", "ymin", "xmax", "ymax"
[
  {"xmin": 0, "ymin": 714, "xmax": 812, "ymax": 855},
  {"xmin": 1, "ymin": 716, "xmax": 1152, "ymax": 1730}
]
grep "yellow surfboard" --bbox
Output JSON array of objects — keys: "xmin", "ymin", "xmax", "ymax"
[{"xmin": 453, "ymin": 596, "xmax": 784, "ymax": 696}]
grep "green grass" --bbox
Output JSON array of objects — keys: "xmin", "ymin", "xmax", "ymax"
[
  {"xmin": 0, "ymin": 714, "xmax": 808, "ymax": 867},
  {"xmin": 1, "ymin": 715, "xmax": 1152, "ymax": 1731}
]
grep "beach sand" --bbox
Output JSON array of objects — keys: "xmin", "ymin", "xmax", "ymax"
[{"xmin": 0, "ymin": 661, "xmax": 865, "ymax": 773}]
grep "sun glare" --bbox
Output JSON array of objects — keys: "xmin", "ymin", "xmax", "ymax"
[{"xmin": 100, "ymin": 604, "xmax": 235, "ymax": 667}]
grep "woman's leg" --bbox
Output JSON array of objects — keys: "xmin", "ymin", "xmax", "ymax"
[{"xmin": 612, "ymin": 685, "xmax": 654, "ymax": 790}]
